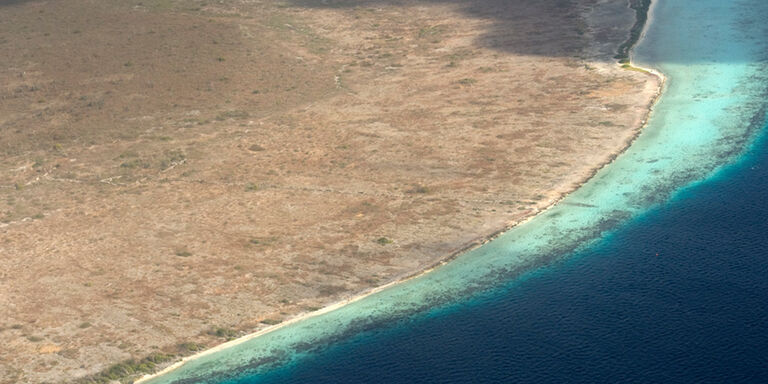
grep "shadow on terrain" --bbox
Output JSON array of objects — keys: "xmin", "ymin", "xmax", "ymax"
[
  {"xmin": 285, "ymin": 0, "xmax": 768, "ymax": 64},
  {"xmin": 288, "ymin": 0, "xmax": 602, "ymax": 59},
  {"xmin": 0, "ymin": 0, "xmax": 34, "ymax": 6}
]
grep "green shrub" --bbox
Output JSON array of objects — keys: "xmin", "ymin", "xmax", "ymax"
[
  {"xmin": 407, "ymin": 185, "xmax": 430, "ymax": 194},
  {"xmin": 208, "ymin": 327, "xmax": 238, "ymax": 340},
  {"xmin": 82, "ymin": 353, "xmax": 175, "ymax": 383},
  {"xmin": 178, "ymin": 342, "xmax": 205, "ymax": 353}
]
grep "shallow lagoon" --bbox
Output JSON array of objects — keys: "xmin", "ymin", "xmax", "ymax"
[{"xmin": 144, "ymin": 1, "xmax": 768, "ymax": 382}]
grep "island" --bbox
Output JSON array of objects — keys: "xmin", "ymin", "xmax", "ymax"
[{"xmin": 0, "ymin": 0, "xmax": 658, "ymax": 382}]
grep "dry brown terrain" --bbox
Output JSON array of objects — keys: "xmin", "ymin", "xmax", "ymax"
[{"xmin": 0, "ymin": 0, "xmax": 659, "ymax": 382}]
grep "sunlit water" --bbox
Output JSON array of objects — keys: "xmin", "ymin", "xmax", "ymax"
[{"xmin": 144, "ymin": 1, "xmax": 768, "ymax": 382}]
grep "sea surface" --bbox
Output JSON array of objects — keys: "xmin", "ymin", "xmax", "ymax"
[{"xmin": 144, "ymin": 0, "xmax": 768, "ymax": 383}]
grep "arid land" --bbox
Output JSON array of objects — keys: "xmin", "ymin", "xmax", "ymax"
[{"xmin": 0, "ymin": 0, "xmax": 659, "ymax": 382}]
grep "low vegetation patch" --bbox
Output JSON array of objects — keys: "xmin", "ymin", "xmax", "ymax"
[
  {"xmin": 77, "ymin": 353, "xmax": 175, "ymax": 384},
  {"xmin": 177, "ymin": 342, "xmax": 205, "ymax": 353},
  {"xmin": 457, "ymin": 78, "xmax": 477, "ymax": 86},
  {"xmin": 406, "ymin": 185, "xmax": 430, "ymax": 194},
  {"xmin": 621, "ymin": 64, "xmax": 651, "ymax": 74},
  {"xmin": 207, "ymin": 327, "xmax": 238, "ymax": 340}
]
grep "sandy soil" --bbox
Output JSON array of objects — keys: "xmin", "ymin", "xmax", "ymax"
[{"xmin": 0, "ymin": 0, "xmax": 659, "ymax": 382}]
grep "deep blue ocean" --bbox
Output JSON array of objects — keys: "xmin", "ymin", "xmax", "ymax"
[{"xmin": 222, "ymin": 123, "xmax": 768, "ymax": 383}]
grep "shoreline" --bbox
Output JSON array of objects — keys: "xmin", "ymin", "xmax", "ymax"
[
  {"xmin": 136, "ymin": 4, "xmax": 665, "ymax": 383},
  {"xmin": 615, "ymin": 0, "xmax": 652, "ymax": 61}
]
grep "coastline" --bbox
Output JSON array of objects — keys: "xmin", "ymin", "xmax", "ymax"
[
  {"xmin": 136, "ymin": 4, "xmax": 665, "ymax": 384},
  {"xmin": 616, "ymin": 0, "xmax": 652, "ymax": 62}
]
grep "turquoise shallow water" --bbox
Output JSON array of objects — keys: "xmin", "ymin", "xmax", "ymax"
[{"xmin": 143, "ymin": 1, "xmax": 768, "ymax": 382}]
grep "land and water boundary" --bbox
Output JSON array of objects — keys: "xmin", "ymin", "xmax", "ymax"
[
  {"xmin": 616, "ymin": 0, "xmax": 652, "ymax": 62},
  {"xmin": 132, "ymin": 2, "xmax": 664, "ymax": 383},
  {"xmin": 0, "ymin": 1, "xmax": 662, "ymax": 382}
]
